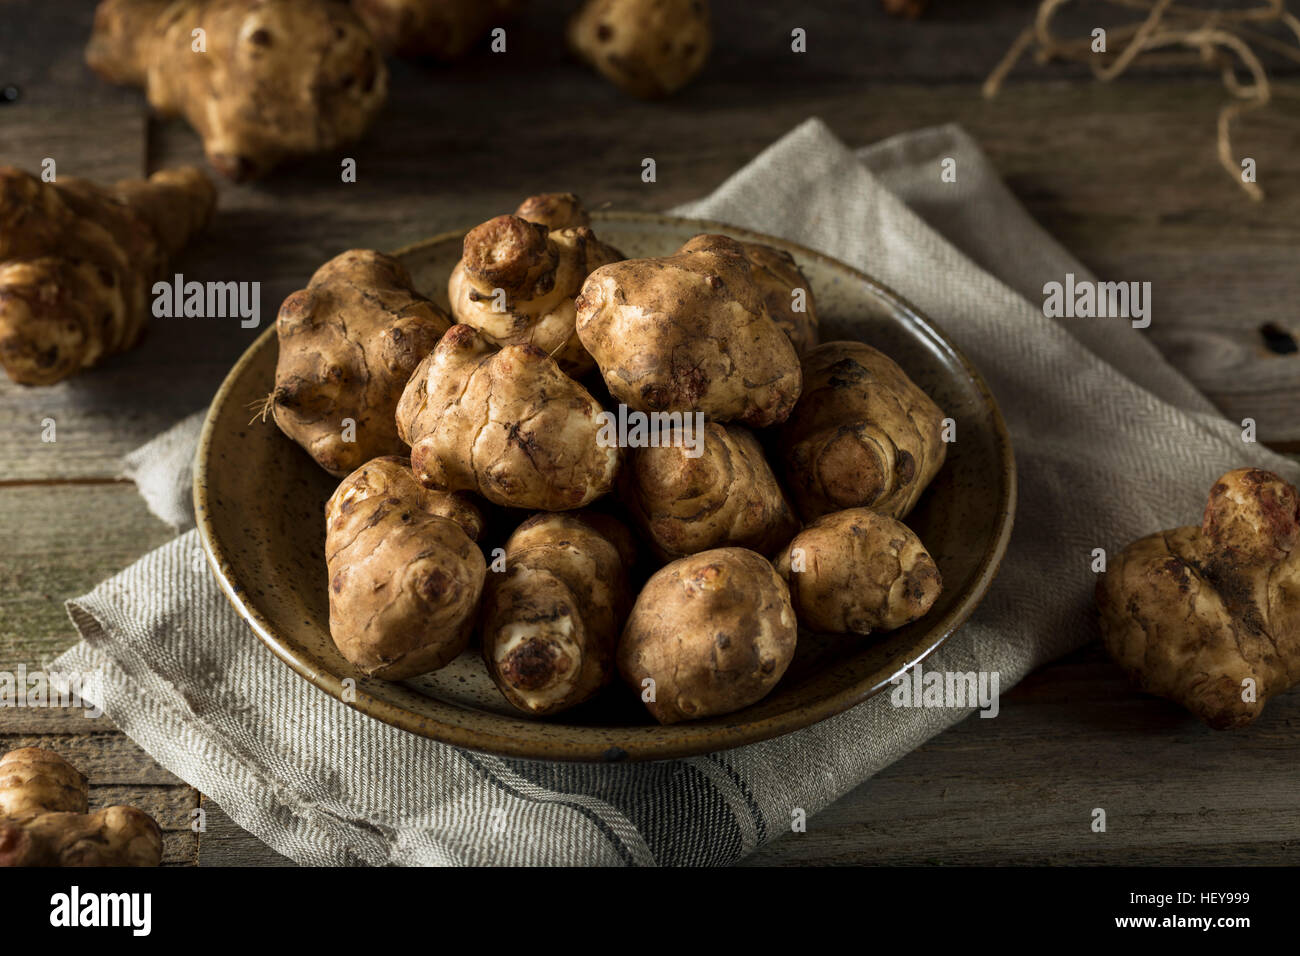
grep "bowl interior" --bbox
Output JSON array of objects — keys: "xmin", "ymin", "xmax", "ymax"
[{"xmin": 195, "ymin": 212, "xmax": 1015, "ymax": 762}]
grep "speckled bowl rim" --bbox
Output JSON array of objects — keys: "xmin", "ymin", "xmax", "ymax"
[{"xmin": 194, "ymin": 211, "xmax": 1017, "ymax": 763}]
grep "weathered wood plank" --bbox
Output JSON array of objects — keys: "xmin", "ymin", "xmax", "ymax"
[
  {"xmin": 197, "ymin": 799, "xmax": 293, "ymax": 867},
  {"xmin": 0, "ymin": 483, "xmax": 174, "ymax": 671},
  {"xmin": 746, "ymin": 644, "xmax": 1300, "ymax": 865},
  {"xmin": 0, "ymin": 733, "xmax": 187, "ymax": 787}
]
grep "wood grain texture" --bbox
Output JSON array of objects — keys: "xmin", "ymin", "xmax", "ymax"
[
  {"xmin": 0, "ymin": 484, "xmax": 174, "ymax": 671},
  {"xmin": 0, "ymin": 0, "xmax": 1297, "ymax": 866},
  {"xmin": 748, "ymin": 644, "xmax": 1300, "ymax": 866}
]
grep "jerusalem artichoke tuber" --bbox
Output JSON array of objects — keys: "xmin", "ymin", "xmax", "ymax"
[
  {"xmin": 86, "ymin": 0, "xmax": 387, "ymax": 180},
  {"xmin": 482, "ymin": 511, "xmax": 635, "ymax": 715},
  {"xmin": 1097, "ymin": 467, "xmax": 1300, "ymax": 729},
  {"xmin": 776, "ymin": 507, "xmax": 941, "ymax": 635},
  {"xmin": 575, "ymin": 234, "xmax": 802, "ymax": 427},
  {"xmin": 568, "ymin": 0, "xmax": 711, "ymax": 98},
  {"xmin": 0, "ymin": 748, "xmax": 162, "ymax": 867},
  {"xmin": 618, "ymin": 547, "xmax": 797, "ymax": 723},
  {"xmin": 448, "ymin": 197, "xmax": 623, "ymax": 376},
  {"xmin": 326, "ymin": 456, "xmax": 486, "ymax": 679},
  {"xmin": 779, "ymin": 341, "xmax": 946, "ymax": 521},
  {"xmin": 397, "ymin": 324, "xmax": 620, "ymax": 510},
  {"xmin": 622, "ymin": 421, "xmax": 799, "ymax": 560},
  {"xmin": 271, "ymin": 249, "xmax": 451, "ymax": 477},
  {"xmin": 0, "ymin": 164, "xmax": 215, "ymax": 385},
  {"xmin": 676, "ymin": 235, "xmax": 819, "ymax": 356}
]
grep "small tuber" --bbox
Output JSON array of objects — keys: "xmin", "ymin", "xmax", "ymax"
[
  {"xmin": 0, "ymin": 164, "xmax": 215, "ymax": 385},
  {"xmin": 448, "ymin": 196, "xmax": 623, "ymax": 376},
  {"xmin": 0, "ymin": 748, "xmax": 162, "ymax": 867},
  {"xmin": 326, "ymin": 456, "xmax": 486, "ymax": 679},
  {"xmin": 397, "ymin": 323, "xmax": 620, "ymax": 510},
  {"xmin": 576, "ymin": 234, "xmax": 802, "ymax": 427},
  {"xmin": 568, "ymin": 0, "xmax": 711, "ymax": 98},
  {"xmin": 622, "ymin": 421, "xmax": 799, "ymax": 560},
  {"xmin": 482, "ymin": 511, "xmax": 635, "ymax": 715},
  {"xmin": 86, "ymin": 0, "xmax": 387, "ymax": 180},
  {"xmin": 776, "ymin": 507, "xmax": 942, "ymax": 635},
  {"xmin": 1096, "ymin": 467, "xmax": 1300, "ymax": 729},
  {"xmin": 271, "ymin": 249, "xmax": 451, "ymax": 478},
  {"xmin": 779, "ymin": 340, "xmax": 946, "ymax": 521},
  {"xmin": 677, "ymin": 235, "xmax": 819, "ymax": 355},
  {"xmin": 618, "ymin": 547, "xmax": 797, "ymax": 723}
]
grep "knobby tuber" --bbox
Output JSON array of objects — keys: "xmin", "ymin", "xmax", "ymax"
[
  {"xmin": 568, "ymin": 0, "xmax": 711, "ymax": 98},
  {"xmin": 0, "ymin": 164, "xmax": 215, "ymax": 385},
  {"xmin": 86, "ymin": 0, "xmax": 387, "ymax": 180},
  {"xmin": 448, "ymin": 196, "xmax": 623, "ymax": 376},
  {"xmin": 397, "ymin": 324, "xmax": 620, "ymax": 510},
  {"xmin": 0, "ymin": 748, "xmax": 162, "ymax": 867},
  {"xmin": 513, "ymin": 192, "xmax": 591, "ymax": 231},
  {"xmin": 676, "ymin": 234, "xmax": 818, "ymax": 356},
  {"xmin": 622, "ymin": 421, "xmax": 799, "ymax": 560},
  {"xmin": 618, "ymin": 547, "xmax": 797, "ymax": 724},
  {"xmin": 1097, "ymin": 467, "xmax": 1300, "ymax": 729},
  {"xmin": 483, "ymin": 511, "xmax": 635, "ymax": 715},
  {"xmin": 738, "ymin": 240, "xmax": 819, "ymax": 356},
  {"xmin": 780, "ymin": 341, "xmax": 946, "ymax": 521},
  {"xmin": 777, "ymin": 507, "xmax": 942, "ymax": 635},
  {"xmin": 271, "ymin": 249, "xmax": 450, "ymax": 477},
  {"xmin": 326, "ymin": 456, "xmax": 486, "ymax": 679},
  {"xmin": 351, "ymin": 0, "xmax": 522, "ymax": 59},
  {"xmin": 576, "ymin": 234, "xmax": 802, "ymax": 427}
]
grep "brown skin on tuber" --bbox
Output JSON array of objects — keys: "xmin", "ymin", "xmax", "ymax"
[
  {"xmin": 0, "ymin": 748, "xmax": 162, "ymax": 867},
  {"xmin": 780, "ymin": 341, "xmax": 946, "ymax": 521},
  {"xmin": 514, "ymin": 192, "xmax": 591, "ymax": 231},
  {"xmin": 448, "ymin": 196, "xmax": 623, "ymax": 376},
  {"xmin": 86, "ymin": 0, "xmax": 387, "ymax": 181},
  {"xmin": 741, "ymin": 241, "xmax": 819, "ymax": 356},
  {"xmin": 351, "ymin": 0, "xmax": 523, "ymax": 59},
  {"xmin": 618, "ymin": 547, "xmax": 798, "ymax": 724},
  {"xmin": 568, "ymin": 0, "xmax": 711, "ymax": 98},
  {"xmin": 776, "ymin": 507, "xmax": 942, "ymax": 635},
  {"xmin": 271, "ymin": 249, "xmax": 451, "ymax": 478},
  {"xmin": 483, "ymin": 511, "xmax": 636, "ymax": 715},
  {"xmin": 1097, "ymin": 467, "xmax": 1300, "ymax": 729},
  {"xmin": 326, "ymin": 456, "xmax": 486, "ymax": 679},
  {"xmin": 622, "ymin": 422, "xmax": 799, "ymax": 561},
  {"xmin": 678, "ymin": 235, "xmax": 819, "ymax": 356},
  {"xmin": 397, "ymin": 324, "xmax": 620, "ymax": 510},
  {"xmin": 0, "ymin": 165, "xmax": 214, "ymax": 386},
  {"xmin": 576, "ymin": 234, "xmax": 802, "ymax": 427}
]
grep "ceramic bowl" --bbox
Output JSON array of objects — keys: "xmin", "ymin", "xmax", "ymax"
[{"xmin": 194, "ymin": 213, "xmax": 1016, "ymax": 761}]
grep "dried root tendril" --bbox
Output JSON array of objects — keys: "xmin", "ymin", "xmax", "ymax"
[{"xmin": 984, "ymin": 0, "xmax": 1300, "ymax": 200}]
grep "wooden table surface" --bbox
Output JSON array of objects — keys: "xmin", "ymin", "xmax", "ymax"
[{"xmin": 2, "ymin": 0, "xmax": 1298, "ymax": 866}]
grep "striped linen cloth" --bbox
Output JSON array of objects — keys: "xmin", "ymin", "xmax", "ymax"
[{"xmin": 54, "ymin": 119, "xmax": 1299, "ymax": 865}]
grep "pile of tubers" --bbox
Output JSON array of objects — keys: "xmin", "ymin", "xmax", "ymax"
[{"xmin": 273, "ymin": 194, "xmax": 950, "ymax": 724}]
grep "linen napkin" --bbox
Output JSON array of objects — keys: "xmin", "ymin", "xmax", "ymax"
[{"xmin": 55, "ymin": 119, "xmax": 1300, "ymax": 866}]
